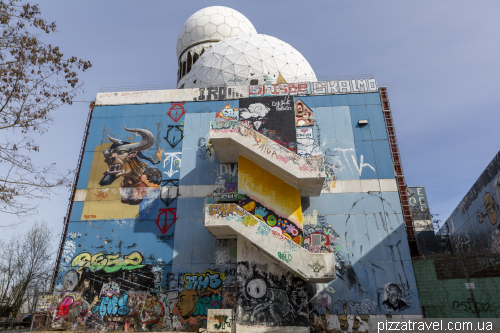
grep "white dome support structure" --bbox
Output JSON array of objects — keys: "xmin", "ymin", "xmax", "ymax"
[
  {"xmin": 176, "ymin": 6, "xmax": 257, "ymax": 84},
  {"xmin": 177, "ymin": 34, "xmax": 318, "ymax": 89}
]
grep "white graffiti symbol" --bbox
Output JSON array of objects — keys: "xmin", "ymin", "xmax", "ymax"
[
  {"xmin": 215, "ymin": 250, "xmax": 231, "ymax": 265},
  {"xmin": 351, "ymin": 154, "xmax": 376, "ymax": 177},
  {"xmin": 62, "ymin": 240, "xmax": 76, "ymax": 265},
  {"xmin": 163, "ymin": 153, "xmax": 181, "ymax": 177},
  {"xmin": 335, "ymin": 148, "xmax": 355, "ymax": 173},
  {"xmin": 334, "ymin": 147, "xmax": 376, "ymax": 177}
]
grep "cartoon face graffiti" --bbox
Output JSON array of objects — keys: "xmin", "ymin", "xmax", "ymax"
[
  {"xmin": 242, "ymin": 276, "xmax": 304, "ymax": 326},
  {"xmin": 484, "ymin": 192, "xmax": 498, "ymax": 225},
  {"xmin": 176, "ymin": 290, "xmax": 198, "ymax": 319},
  {"xmin": 246, "ymin": 278, "xmax": 267, "ymax": 299},
  {"xmin": 239, "ymin": 103, "xmax": 270, "ymax": 130},
  {"xmin": 99, "ymin": 127, "xmax": 162, "ymax": 205},
  {"xmin": 294, "ymin": 99, "xmax": 314, "ymax": 127},
  {"xmin": 382, "ymin": 284, "xmax": 409, "ymax": 311}
]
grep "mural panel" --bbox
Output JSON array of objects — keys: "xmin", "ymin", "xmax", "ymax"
[{"xmin": 239, "ymin": 95, "xmax": 297, "ymax": 152}]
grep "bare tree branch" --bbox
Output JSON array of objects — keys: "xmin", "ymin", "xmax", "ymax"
[
  {"xmin": 0, "ymin": 0, "xmax": 92, "ymax": 224},
  {"xmin": 0, "ymin": 221, "xmax": 54, "ymax": 317}
]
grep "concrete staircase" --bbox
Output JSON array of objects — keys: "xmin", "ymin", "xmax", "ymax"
[
  {"xmin": 209, "ymin": 120, "xmax": 325, "ymax": 196},
  {"xmin": 205, "ymin": 203, "xmax": 336, "ymax": 282}
]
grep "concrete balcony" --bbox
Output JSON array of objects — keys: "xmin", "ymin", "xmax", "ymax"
[
  {"xmin": 210, "ymin": 121, "xmax": 326, "ymax": 197},
  {"xmin": 205, "ymin": 203, "xmax": 336, "ymax": 282}
]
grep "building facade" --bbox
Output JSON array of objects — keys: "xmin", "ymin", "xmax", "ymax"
[
  {"xmin": 407, "ymin": 186, "xmax": 450, "ymax": 256},
  {"xmin": 49, "ymin": 6, "xmax": 422, "ymax": 332},
  {"xmin": 413, "ymin": 151, "xmax": 500, "ymax": 318}
]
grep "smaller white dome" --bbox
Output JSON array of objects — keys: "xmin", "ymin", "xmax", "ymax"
[
  {"xmin": 178, "ymin": 34, "xmax": 317, "ymax": 89},
  {"xmin": 176, "ymin": 6, "xmax": 257, "ymax": 60}
]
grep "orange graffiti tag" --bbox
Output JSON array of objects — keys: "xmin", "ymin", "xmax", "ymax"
[{"xmin": 94, "ymin": 189, "xmax": 108, "ymax": 201}]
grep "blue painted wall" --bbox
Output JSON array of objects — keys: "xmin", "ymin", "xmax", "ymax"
[
  {"xmin": 55, "ymin": 91, "xmax": 421, "ymax": 332},
  {"xmin": 296, "ymin": 94, "xmax": 420, "ymax": 325}
]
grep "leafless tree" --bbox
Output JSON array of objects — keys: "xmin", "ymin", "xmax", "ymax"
[
  {"xmin": 0, "ymin": 220, "xmax": 54, "ymax": 317},
  {"xmin": 0, "ymin": 0, "xmax": 91, "ymax": 223}
]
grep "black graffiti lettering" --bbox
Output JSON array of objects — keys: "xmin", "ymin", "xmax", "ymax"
[
  {"xmin": 452, "ymin": 298, "xmax": 492, "ymax": 313},
  {"xmin": 224, "ymin": 267, "xmax": 236, "ymax": 277},
  {"xmin": 165, "ymin": 125, "xmax": 184, "ymax": 148},
  {"xmin": 208, "ymin": 87, "xmax": 218, "ymax": 100},
  {"xmin": 156, "ymin": 234, "xmax": 174, "ymax": 243},
  {"xmin": 218, "ymin": 87, "xmax": 227, "ymax": 100},
  {"xmin": 160, "ymin": 179, "xmax": 180, "ymax": 208},
  {"xmin": 216, "ymin": 240, "xmax": 230, "ymax": 248},
  {"xmin": 162, "ymin": 179, "xmax": 179, "ymax": 187},
  {"xmin": 213, "ymin": 315, "xmax": 230, "ymax": 329},
  {"xmin": 197, "ymin": 88, "xmax": 206, "ymax": 101}
]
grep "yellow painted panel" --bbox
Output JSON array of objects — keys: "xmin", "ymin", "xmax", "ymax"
[
  {"xmin": 238, "ymin": 155, "xmax": 302, "ymax": 226},
  {"xmin": 104, "ymin": 200, "xmax": 126, "ymax": 220},
  {"xmin": 81, "ymin": 143, "xmax": 140, "ymax": 220},
  {"xmin": 88, "ymin": 143, "xmax": 120, "ymax": 189},
  {"xmin": 82, "ymin": 200, "xmax": 122, "ymax": 220}
]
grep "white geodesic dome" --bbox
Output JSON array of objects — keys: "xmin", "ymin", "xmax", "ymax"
[
  {"xmin": 177, "ymin": 34, "xmax": 318, "ymax": 89},
  {"xmin": 176, "ymin": 6, "xmax": 257, "ymax": 61}
]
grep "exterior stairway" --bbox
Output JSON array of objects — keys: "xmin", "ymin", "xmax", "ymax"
[
  {"xmin": 210, "ymin": 120, "xmax": 326, "ymax": 196},
  {"xmin": 205, "ymin": 203, "xmax": 336, "ymax": 282}
]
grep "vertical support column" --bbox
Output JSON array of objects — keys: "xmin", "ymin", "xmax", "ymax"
[{"xmin": 379, "ymin": 87, "xmax": 420, "ymax": 257}]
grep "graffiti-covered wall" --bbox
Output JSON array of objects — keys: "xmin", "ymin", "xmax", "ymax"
[
  {"xmin": 56, "ymin": 99, "xmax": 239, "ymax": 331},
  {"xmin": 293, "ymin": 95, "xmax": 422, "ymax": 332},
  {"xmin": 445, "ymin": 151, "xmax": 500, "ymax": 256},
  {"xmin": 414, "ymin": 151, "xmax": 500, "ymax": 319},
  {"xmin": 54, "ymin": 85, "xmax": 422, "ymax": 332},
  {"xmin": 413, "ymin": 259, "xmax": 500, "ymax": 318},
  {"xmin": 237, "ymin": 238, "xmax": 309, "ymax": 332}
]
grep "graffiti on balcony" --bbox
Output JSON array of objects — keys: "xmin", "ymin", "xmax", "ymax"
[
  {"xmin": 239, "ymin": 194, "xmax": 303, "ymax": 245},
  {"xmin": 211, "ymin": 120, "xmax": 325, "ymax": 175}
]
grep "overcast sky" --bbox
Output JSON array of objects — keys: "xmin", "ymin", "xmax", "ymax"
[{"xmin": 2, "ymin": 0, "xmax": 499, "ymax": 241}]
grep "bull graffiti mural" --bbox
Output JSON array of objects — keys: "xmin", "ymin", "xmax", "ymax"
[{"xmin": 99, "ymin": 127, "xmax": 162, "ymax": 205}]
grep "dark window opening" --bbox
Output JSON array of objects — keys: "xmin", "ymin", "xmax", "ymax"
[{"xmin": 187, "ymin": 52, "xmax": 192, "ymax": 74}]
